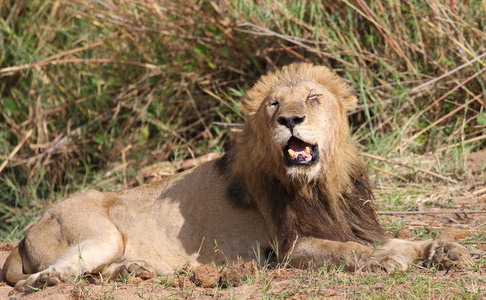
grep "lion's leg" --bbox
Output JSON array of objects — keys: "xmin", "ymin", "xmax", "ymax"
[
  {"xmin": 16, "ymin": 229, "xmax": 124, "ymax": 291},
  {"xmin": 365, "ymin": 239, "xmax": 425, "ymax": 271},
  {"xmin": 381, "ymin": 238, "xmax": 472, "ymax": 270},
  {"xmin": 289, "ymin": 237, "xmax": 374, "ymax": 271},
  {"xmin": 361, "ymin": 238, "xmax": 471, "ymax": 272},
  {"xmin": 289, "ymin": 236, "xmax": 471, "ymax": 272},
  {"xmin": 100, "ymin": 261, "xmax": 155, "ymax": 281}
]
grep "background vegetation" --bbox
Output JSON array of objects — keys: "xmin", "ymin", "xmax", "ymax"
[{"xmin": 0, "ymin": 0, "xmax": 485, "ymax": 242}]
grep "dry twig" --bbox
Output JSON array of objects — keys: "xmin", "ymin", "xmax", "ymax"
[
  {"xmin": 377, "ymin": 210, "xmax": 486, "ymax": 215},
  {"xmin": 0, "ymin": 130, "xmax": 33, "ymax": 175},
  {"xmin": 361, "ymin": 152, "xmax": 459, "ymax": 184}
]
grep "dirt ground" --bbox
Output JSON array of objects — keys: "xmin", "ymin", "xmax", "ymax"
[{"xmin": 1, "ymin": 151, "xmax": 485, "ymax": 299}]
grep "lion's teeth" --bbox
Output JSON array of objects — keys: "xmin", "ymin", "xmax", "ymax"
[
  {"xmin": 304, "ymin": 146, "xmax": 310, "ymax": 155},
  {"xmin": 288, "ymin": 149, "xmax": 297, "ymax": 158}
]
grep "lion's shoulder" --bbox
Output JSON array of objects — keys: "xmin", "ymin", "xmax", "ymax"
[{"xmin": 215, "ymin": 152, "xmax": 255, "ymax": 209}]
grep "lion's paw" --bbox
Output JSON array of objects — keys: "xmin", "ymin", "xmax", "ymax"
[
  {"xmin": 366, "ymin": 249, "xmax": 409, "ymax": 272},
  {"xmin": 15, "ymin": 272, "xmax": 61, "ymax": 292},
  {"xmin": 116, "ymin": 263, "xmax": 155, "ymax": 281},
  {"xmin": 425, "ymin": 239, "xmax": 472, "ymax": 270}
]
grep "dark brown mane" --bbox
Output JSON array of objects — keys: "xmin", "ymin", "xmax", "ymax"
[{"xmin": 217, "ymin": 149, "xmax": 388, "ymax": 253}]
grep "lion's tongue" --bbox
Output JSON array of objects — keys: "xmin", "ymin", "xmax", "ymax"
[{"xmin": 287, "ymin": 137, "xmax": 312, "ymax": 162}]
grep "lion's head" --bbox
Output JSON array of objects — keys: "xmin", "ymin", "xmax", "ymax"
[
  {"xmin": 240, "ymin": 63, "xmax": 358, "ymax": 184},
  {"xmin": 219, "ymin": 63, "xmax": 386, "ymax": 248}
]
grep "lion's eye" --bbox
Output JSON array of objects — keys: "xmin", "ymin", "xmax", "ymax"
[
  {"xmin": 269, "ymin": 100, "xmax": 279, "ymax": 107},
  {"xmin": 307, "ymin": 93, "xmax": 321, "ymax": 102}
]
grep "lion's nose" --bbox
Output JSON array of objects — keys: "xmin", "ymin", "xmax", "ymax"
[{"xmin": 277, "ymin": 115, "xmax": 306, "ymax": 132}]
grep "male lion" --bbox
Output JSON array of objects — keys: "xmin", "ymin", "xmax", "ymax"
[{"xmin": 3, "ymin": 63, "xmax": 471, "ymax": 291}]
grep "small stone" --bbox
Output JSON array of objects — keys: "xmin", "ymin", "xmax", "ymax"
[
  {"xmin": 127, "ymin": 277, "xmax": 142, "ymax": 284},
  {"xmin": 437, "ymin": 228, "xmax": 468, "ymax": 241},
  {"xmin": 396, "ymin": 228, "xmax": 413, "ymax": 239},
  {"xmin": 221, "ymin": 261, "xmax": 258, "ymax": 286},
  {"xmin": 192, "ymin": 264, "xmax": 221, "ymax": 288}
]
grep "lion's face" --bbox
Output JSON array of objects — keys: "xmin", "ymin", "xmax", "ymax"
[
  {"xmin": 263, "ymin": 81, "xmax": 344, "ymax": 181},
  {"xmin": 243, "ymin": 64, "xmax": 357, "ymax": 183}
]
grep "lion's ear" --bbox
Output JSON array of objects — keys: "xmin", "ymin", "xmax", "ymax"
[
  {"xmin": 312, "ymin": 65, "xmax": 358, "ymax": 112},
  {"xmin": 343, "ymin": 94, "xmax": 358, "ymax": 111},
  {"xmin": 240, "ymin": 96, "xmax": 256, "ymax": 115}
]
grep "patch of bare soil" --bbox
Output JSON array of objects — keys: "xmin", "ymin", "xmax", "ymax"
[{"xmin": 466, "ymin": 150, "xmax": 486, "ymax": 174}]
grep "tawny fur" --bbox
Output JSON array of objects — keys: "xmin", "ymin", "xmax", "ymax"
[{"xmin": 3, "ymin": 63, "xmax": 471, "ymax": 291}]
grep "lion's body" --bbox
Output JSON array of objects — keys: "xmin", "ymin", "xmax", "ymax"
[
  {"xmin": 3, "ymin": 63, "xmax": 471, "ymax": 290},
  {"xmin": 4, "ymin": 162, "xmax": 271, "ymax": 287}
]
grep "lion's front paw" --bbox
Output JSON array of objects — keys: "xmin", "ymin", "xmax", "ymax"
[
  {"xmin": 425, "ymin": 239, "xmax": 472, "ymax": 270},
  {"xmin": 366, "ymin": 249, "xmax": 410, "ymax": 272}
]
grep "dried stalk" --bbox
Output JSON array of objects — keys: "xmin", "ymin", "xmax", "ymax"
[
  {"xmin": 0, "ymin": 130, "xmax": 33, "ymax": 175},
  {"xmin": 377, "ymin": 210, "xmax": 486, "ymax": 215},
  {"xmin": 361, "ymin": 152, "xmax": 459, "ymax": 184}
]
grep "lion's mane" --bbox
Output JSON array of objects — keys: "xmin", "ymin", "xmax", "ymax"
[{"xmin": 217, "ymin": 63, "xmax": 387, "ymax": 252}]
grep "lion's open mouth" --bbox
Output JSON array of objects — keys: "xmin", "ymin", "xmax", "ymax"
[{"xmin": 283, "ymin": 137, "xmax": 319, "ymax": 166}]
